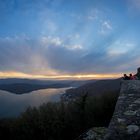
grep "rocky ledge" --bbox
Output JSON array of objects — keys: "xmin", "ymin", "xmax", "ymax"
[{"xmin": 76, "ymin": 127, "xmax": 107, "ymax": 140}]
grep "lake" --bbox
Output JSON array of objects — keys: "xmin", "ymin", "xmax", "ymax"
[{"xmin": 0, "ymin": 87, "xmax": 71, "ymax": 118}]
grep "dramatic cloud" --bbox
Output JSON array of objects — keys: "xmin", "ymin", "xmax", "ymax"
[
  {"xmin": 0, "ymin": 36, "xmax": 85, "ymax": 75},
  {"xmin": 0, "ymin": 35, "xmax": 139, "ymax": 76},
  {"xmin": 0, "ymin": 0, "xmax": 140, "ymax": 78}
]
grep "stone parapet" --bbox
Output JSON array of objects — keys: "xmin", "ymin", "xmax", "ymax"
[{"xmin": 104, "ymin": 81, "xmax": 140, "ymax": 140}]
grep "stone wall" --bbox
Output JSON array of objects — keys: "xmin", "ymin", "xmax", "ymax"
[{"xmin": 104, "ymin": 80, "xmax": 140, "ymax": 140}]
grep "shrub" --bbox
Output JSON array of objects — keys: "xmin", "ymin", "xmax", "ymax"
[{"xmin": 0, "ymin": 91, "xmax": 119, "ymax": 140}]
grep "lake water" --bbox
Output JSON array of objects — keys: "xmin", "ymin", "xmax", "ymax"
[{"xmin": 0, "ymin": 87, "xmax": 70, "ymax": 118}]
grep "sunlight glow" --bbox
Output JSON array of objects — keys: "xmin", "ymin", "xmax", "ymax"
[{"xmin": 0, "ymin": 71, "xmax": 122, "ymax": 80}]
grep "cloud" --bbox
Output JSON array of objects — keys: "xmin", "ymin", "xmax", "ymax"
[
  {"xmin": 0, "ymin": 36, "xmax": 52, "ymax": 74},
  {"xmin": 103, "ymin": 21, "xmax": 112, "ymax": 30},
  {"xmin": 107, "ymin": 41, "xmax": 136, "ymax": 57},
  {"xmin": 41, "ymin": 36, "xmax": 83, "ymax": 50},
  {"xmin": 87, "ymin": 9, "xmax": 99, "ymax": 21},
  {"xmin": 99, "ymin": 21, "xmax": 112, "ymax": 35},
  {"xmin": 127, "ymin": 0, "xmax": 140, "ymax": 14},
  {"xmin": 0, "ymin": 35, "xmax": 140, "ymax": 76},
  {"xmin": 1, "ymin": 0, "xmax": 140, "ymax": 77},
  {"xmin": 0, "ymin": 36, "xmax": 86, "ymax": 75},
  {"xmin": 128, "ymin": 0, "xmax": 140, "ymax": 10},
  {"xmin": 41, "ymin": 36, "xmax": 62, "ymax": 46},
  {"xmin": 43, "ymin": 20, "xmax": 58, "ymax": 34}
]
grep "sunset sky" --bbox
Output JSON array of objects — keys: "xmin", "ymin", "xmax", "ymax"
[{"xmin": 0, "ymin": 0, "xmax": 140, "ymax": 79}]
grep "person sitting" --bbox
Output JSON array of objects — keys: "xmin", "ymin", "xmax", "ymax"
[
  {"xmin": 123, "ymin": 74, "xmax": 130, "ymax": 80},
  {"xmin": 129, "ymin": 73, "xmax": 135, "ymax": 80}
]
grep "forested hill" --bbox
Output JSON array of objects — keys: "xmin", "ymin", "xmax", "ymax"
[
  {"xmin": 62, "ymin": 78, "xmax": 121, "ymax": 101},
  {"xmin": 0, "ymin": 78, "xmax": 97, "ymax": 94}
]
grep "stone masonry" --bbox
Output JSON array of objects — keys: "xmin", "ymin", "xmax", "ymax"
[{"xmin": 104, "ymin": 80, "xmax": 140, "ymax": 140}]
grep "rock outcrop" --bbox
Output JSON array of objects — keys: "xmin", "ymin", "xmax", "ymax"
[{"xmin": 76, "ymin": 127, "xmax": 107, "ymax": 140}]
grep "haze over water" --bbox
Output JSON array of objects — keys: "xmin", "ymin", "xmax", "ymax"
[{"xmin": 0, "ymin": 88, "xmax": 69, "ymax": 118}]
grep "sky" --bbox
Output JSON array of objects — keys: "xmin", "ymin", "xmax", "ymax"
[{"xmin": 0, "ymin": 0, "xmax": 140, "ymax": 79}]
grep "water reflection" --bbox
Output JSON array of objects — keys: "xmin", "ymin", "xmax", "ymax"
[{"xmin": 0, "ymin": 88, "xmax": 70, "ymax": 118}]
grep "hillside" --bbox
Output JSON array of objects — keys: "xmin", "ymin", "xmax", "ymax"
[
  {"xmin": 0, "ymin": 78, "xmax": 97, "ymax": 94},
  {"xmin": 62, "ymin": 78, "xmax": 121, "ymax": 101},
  {"xmin": 0, "ymin": 78, "xmax": 95, "ymax": 85},
  {"xmin": 0, "ymin": 83, "xmax": 70, "ymax": 94},
  {"xmin": 0, "ymin": 78, "xmax": 121, "ymax": 140}
]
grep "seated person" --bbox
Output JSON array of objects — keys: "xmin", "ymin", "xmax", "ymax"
[
  {"xmin": 129, "ymin": 73, "xmax": 136, "ymax": 80},
  {"xmin": 123, "ymin": 74, "xmax": 130, "ymax": 80}
]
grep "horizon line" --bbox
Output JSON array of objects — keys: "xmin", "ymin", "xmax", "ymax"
[{"xmin": 0, "ymin": 71, "xmax": 122, "ymax": 80}]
